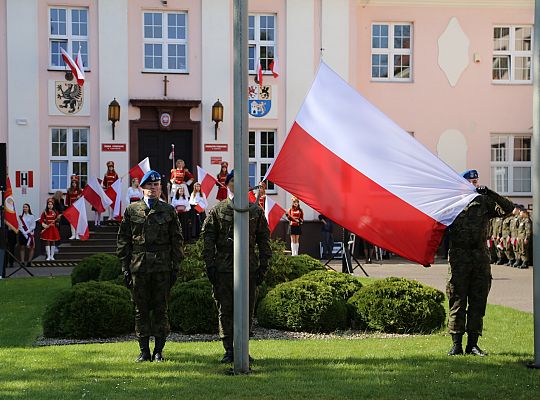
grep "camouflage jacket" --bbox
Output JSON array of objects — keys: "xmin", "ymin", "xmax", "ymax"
[
  {"xmin": 517, "ymin": 217, "xmax": 532, "ymax": 240},
  {"xmin": 510, "ymin": 215, "xmax": 521, "ymax": 238},
  {"xmin": 501, "ymin": 215, "xmax": 514, "ymax": 238},
  {"xmin": 201, "ymin": 198, "xmax": 272, "ymax": 273},
  {"xmin": 490, "ymin": 217, "xmax": 502, "ymax": 239},
  {"xmin": 117, "ymin": 199, "xmax": 184, "ymax": 274}
]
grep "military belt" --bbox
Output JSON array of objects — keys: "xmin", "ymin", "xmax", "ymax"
[{"xmin": 132, "ymin": 244, "xmax": 170, "ymax": 252}]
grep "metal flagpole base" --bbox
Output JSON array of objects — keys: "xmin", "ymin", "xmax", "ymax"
[{"xmin": 226, "ymin": 367, "xmax": 252, "ymax": 375}]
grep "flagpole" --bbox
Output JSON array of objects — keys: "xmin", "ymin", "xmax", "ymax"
[{"xmin": 529, "ymin": 0, "xmax": 540, "ymax": 369}]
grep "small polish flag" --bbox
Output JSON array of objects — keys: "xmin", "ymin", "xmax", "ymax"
[
  {"xmin": 83, "ymin": 176, "xmax": 113, "ymax": 213},
  {"xmin": 249, "ymin": 190, "xmax": 257, "ymax": 203},
  {"xmin": 269, "ymin": 57, "xmax": 279, "ymax": 78},
  {"xmin": 194, "ymin": 204, "xmax": 205, "ymax": 213},
  {"xmin": 196, "ymin": 166, "xmax": 219, "ymax": 198},
  {"xmin": 254, "ymin": 58, "xmax": 263, "ymax": 86},
  {"xmin": 61, "ymin": 47, "xmax": 85, "ymax": 86},
  {"xmin": 265, "ymin": 196, "xmax": 286, "ymax": 234},
  {"xmin": 105, "ymin": 178, "xmax": 123, "ymax": 220},
  {"xmin": 129, "ymin": 157, "xmax": 151, "ymax": 182},
  {"xmin": 63, "ymin": 197, "xmax": 90, "ymax": 240}
]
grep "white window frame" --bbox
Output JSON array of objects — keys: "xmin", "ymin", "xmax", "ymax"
[
  {"xmin": 142, "ymin": 11, "xmax": 188, "ymax": 73},
  {"xmin": 50, "ymin": 127, "xmax": 90, "ymax": 191},
  {"xmin": 371, "ymin": 22, "xmax": 413, "ymax": 82},
  {"xmin": 249, "ymin": 129, "xmax": 277, "ymax": 194},
  {"xmin": 248, "ymin": 14, "xmax": 277, "ymax": 74},
  {"xmin": 48, "ymin": 7, "xmax": 89, "ymax": 70},
  {"xmin": 492, "ymin": 25, "xmax": 532, "ymax": 84},
  {"xmin": 490, "ymin": 133, "xmax": 532, "ymax": 196}
]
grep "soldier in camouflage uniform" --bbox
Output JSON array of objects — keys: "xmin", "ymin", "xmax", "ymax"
[
  {"xmin": 488, "ymin": 217, "xmax": 502, "ymax": 264},
  {"xmin": 201, "ymin": 170, "xmax": 272, "ymax": 363},
  {"xmin": 501, "ymin": 211, "xmax": 515, "ymax": 266},
  {"xmin": 446, "ymin": 170, "xmax": 513, "ymax": 357},
  {"xmin": 507, "ymin": 207, "xmax": 522, "ymax": 266},
  {"xmin": 117, "ymin": 170, "xmax": 184, "ymax": 362},
  {"xmin": 514, "ymin": 208, "xmax": 532, "ymax": 269}
]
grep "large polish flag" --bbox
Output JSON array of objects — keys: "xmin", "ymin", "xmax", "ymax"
[
  {"xmin": 63, "ymin": 197, "xmax": 90, "ymax": 240},
  {"xmin": 105, "ymin": 178, "xmax": 122, "ymax": 220},
  {"xmin": 129, "ymin": 157, "xmax": 151, "ymax": 182},
  {"xmin": 266, "ymin": 62, "xmax": 478, "ymax": 266},
  {"xmin": 4, "ymin": 177, "xmax": 19, "ymax": 233},
  {"xmin": 265, "ymin": 196, "xmax": 286, "ymax": 234},
  {"xmin": 83, "ymin": 177, "xmax": 113, "ymax": 213},
  {"xmin": 197, "ymin": 166, "xmax": 219, "ymax": 198},
  {"xmin": 61, "ymin": 48, "xmax": 85, "ymax": 86}
]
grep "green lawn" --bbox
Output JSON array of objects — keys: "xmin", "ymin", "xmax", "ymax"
[{"xmin": 0, "ymin": 276, "xmax": 538, "ymax": 400}]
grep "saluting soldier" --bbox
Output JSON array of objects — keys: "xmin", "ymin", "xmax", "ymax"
[
  {"xmin": 201, "ymin": 170, "xmax": 272, "ymax": 364},
  {"xmin": 117, "ymin": 169, "xmax": 184, "ymax": 362},
  {"xmin": 446, "ymin": 170, "xmax": 513, "ymax": 357}
]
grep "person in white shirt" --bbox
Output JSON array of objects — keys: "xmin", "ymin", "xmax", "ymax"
[
  {"xmin": 18, "ymin": 203, "xmax": 36, "ymax": 266},
  {"xmin": 171, "ymin": 186, "xmax": 191, "ymax": 242},
  {"xmin": 189, "ymin": 182, "xmax": 208, "ymax": 239},
  {"xmin": 126, "ymin": 177, "xmax": 144, "ymax": 205}
]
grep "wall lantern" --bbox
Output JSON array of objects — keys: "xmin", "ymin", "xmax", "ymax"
[
  {"xmin": 108, "ymin": 98, "xmax": 121, "ymax": 140},
  {"xmin": 211, "ymin": 99, "xmax": 224, "ymax": 140}
]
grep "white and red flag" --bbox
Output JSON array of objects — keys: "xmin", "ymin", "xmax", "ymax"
[
  {"xmin": 105, "ymin": 178, "xmax": 122, "ymax": 220},
  {"xmin": 129, "ymin": 157, "xmax": 151, "ymax": 182},
  {"xmin": 196, "ymin": 166, "xmax": 219, "ymax": 198},
  {"xmin": 269, "ymin": 56, "xmax": 279, "ymax": 78},
  {"xmin": 265, "ymin": 196, "xmax": 286, "ymax": 234},
  {"xmin": 254, "ymin": 58, "xmax": 263, "ymax": 86},
  {"xmin": 83, "ymin": 177, "xmax": 113, "ymax": 213},
  {"xmin": 61, "ymin": 47, "xmax": 85, "ymax": 86},
  {"xmin": 4, "ymin": 177, "xmax": 19, "ymax": 233},
  {"xmin": 266, "ymin": 62, "xmax": 478, "ymax": 266},
  {"xmin": 63, "ymin": 197, "xmax": 89, "ymax": 240}
]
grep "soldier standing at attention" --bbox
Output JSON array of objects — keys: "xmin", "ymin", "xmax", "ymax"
[
  {"xmin": 514, "ymin": 208, "xmax": 532, "ymax": 269},
  {"xmin": 201, "ymin": 170, "xmax": 272, "ymax": 364},
  {"xmin": 446, "ymin": 169, "xmax": 514, "ymax": 357},
  {"xmin": 501, "ymin": 210, "xmax": 515, "ymax": 266},
  {"xmin": 117, "ymin": 170, "xmax": 184, "ymax": 362}
]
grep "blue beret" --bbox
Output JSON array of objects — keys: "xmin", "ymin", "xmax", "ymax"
[
  {"xmin": 462, "ymin": 169, "xmax": 478, "ymax": 180},
  {"xmin": 140, "ymin": 170, "xmax": 161, "ymax": 186},
  {"xmin": 225, "ymin": 170, "xmax": 234, "ymax": 185}
]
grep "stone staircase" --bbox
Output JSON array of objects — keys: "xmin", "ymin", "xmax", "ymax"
[{"xmin": 32, "ymin": 222, "xmax": 119, "ymax": 267}]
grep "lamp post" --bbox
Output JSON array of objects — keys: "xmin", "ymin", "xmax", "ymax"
[
  {"xmin": 212, "ymin": 99, "xmax": 224, "ymax": 140},
  {"xmin": 108, "ymin": 98, "xmax": 120, "ymax": 140}
]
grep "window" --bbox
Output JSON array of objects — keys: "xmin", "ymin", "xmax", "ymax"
[
  {"xmin": 249, "ymin": 14, "xmax": 276, "ymax": 73},
  {"xmin": 371, "ymin": 23, "xmax": 412, "ymax": 81},
  {"xmin": 490, "ymin": 134, "xmax": 531, "ymax": 195},
  {"xmin": 249, "ymin": 130, "xmax": 276, "ymax": 192},
  {"xmin": 50, "ymin": 128, "xmax": 89, "ymax": 191},
  {"xmin": 49, "ymin": 7, "xmax": 89, "ymax": 69},
  {"xmin": 493, "ymin": 26, "xmax": 532, "ymax": 83},
  {"xmin": 143, "ymin": 12, "xmax": 188, "ymax": 72}
]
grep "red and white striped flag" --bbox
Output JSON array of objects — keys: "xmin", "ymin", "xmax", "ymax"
[
  {"xmin": 61, "ymin": 47, "xmax": 85, "ymax": 86},
  {"xmin": 265, "ymin": 196, "xmax": 286, "ymax": 234},
  {"xmin": 105, "ymin": 178, "xmax": 122, "ymax": 220},
  {"xmin": 269, "ymin": 56, "xmax": 279, "ymax": 78},
  {"xmin": 83, "ymin": 177, "xmax": 113, "ymax": 213},
  {"xmin": 3, "ymin": 177, "xmax": 19, "ymax": 233},
  {"xmin": 254, "ymin": 58, "xmax": 263, "ymax": 86},
  {"xmin": 266, "ymin": 62, "xmax": 478, "ymax": 266},
  {"xmin": 129, "ymin": 157, "xmax": 151, "ymax": 182},
  {"xmin": 196, "ymin": 166, "xmax": 219, "ymax": 198},
  {"xmin": 63, "ymin": 197, "xmax": 89, "ymax": 240},
  {"xmin": 75, "ymin": 46, "xmax": 85, "ymax": 76}
]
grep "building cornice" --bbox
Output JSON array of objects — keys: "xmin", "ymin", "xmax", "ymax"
[{"xmin": 358, "ymin": 0, "xmax": 533, "ymax": 8}]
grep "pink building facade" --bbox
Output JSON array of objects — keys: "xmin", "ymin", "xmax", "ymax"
[{"xmin": 0, "ymin": 0, "xmax": 534, "ymax": 220}]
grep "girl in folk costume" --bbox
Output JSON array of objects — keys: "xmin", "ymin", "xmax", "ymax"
[
  {"xmin": 66, "ymin": 175, "xmax": 82, "ymax": 239},
  {"xmin": 215, "ymin": 161, "xmax": 229, "ymax": 201},
  {"xmin": 171, "ymin": 186, "xmax": 191, "ymax": 242},
  {"xmin": 102, "ymin": 161, "xmax": 119, "ymax": 222},
  {"xmin": 189, "ymin": 182, "xmax": 208, "ymax": 239},
  {"xmin": 257, "ymin": 182, "xmax": 267, "ymax": 210},
  {"xmin": 18, "ymin": 203, "xmax": 36, "ymax": 267},
  {"xmin": 126, "ymin": 177, "xmax": 143, "ymax": 204},
  {"xmin": 169, "ymin": 159, "xmax": 194, "ymax": 203},
  {"xmin": 287, "ymin": 196, "xmax": 304, "ymax": 256},
  {"xmin": 40, "ymin": 198, "xmax": 61, "ymax": 261}
]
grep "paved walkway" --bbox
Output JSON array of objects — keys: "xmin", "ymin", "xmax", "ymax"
[{"xmin": 3, "ymin": 258, "xmax": 534, "ymax": 313}]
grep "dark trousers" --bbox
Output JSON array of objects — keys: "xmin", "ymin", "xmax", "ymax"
[
  {"xmin": 132, "ymin": 271, "xmax": 171, "ymax": 338},
  {"xmin": 177, "ymin": 212, "xmax": 190, "ymax": 242},
  {"xmin": 321, "ymin": 231, "xmax": 333, "ymax": 257},
  {"xmin": 190, "ymin": 210, "xmax": 206, "ymax": 239}
]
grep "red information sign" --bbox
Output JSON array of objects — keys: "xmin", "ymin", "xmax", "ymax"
[
  {"xmin": 102, "ymin": 144, "xmax": 127, "ymax": 152},
  {"xmin": 210, "ymin": 156, "xmax": 223, "ymax": 165},
  {"xmin": 204, "ymin": 144, "xmax": 228, "ymax": 152}
]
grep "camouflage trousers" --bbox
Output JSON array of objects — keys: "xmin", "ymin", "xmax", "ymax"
[
  {"xmin": 211, "ymin": 271, "xmax": 257, "ymax": 351},
  {"xmin": 502, "ymin": 236, "xmax": 514, "ymax": 261},
  {"xmin": 132, "ymin": 271, "xmax": 171, "ymax": 338},
  {"xmin": 516, "ymin": 238, "xmax": 530, "ymax": 262},
  {"xmin": 446, "ymin": 249, "xmax": 492, "ymax": 335}
]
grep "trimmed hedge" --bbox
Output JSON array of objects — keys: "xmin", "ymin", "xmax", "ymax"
[
  {"xmin": 347, "ymin": 277, "xmax": 446, "ymax": 334},
  {"xmin": 179, "ymin": 239, "xmax": 206, "ymax": 283},
  {"xmin": 297, "ymin": 270, "xmax": 363, "ymax": 300},
  {"xmin": 42, "ymin": 281, "xmax": 134, "ymax": 339},
  {"xmin": 71, "ymin": 253, "xmax": 122, "ymax": 285},
  {"xmin": 169, "ymin": 278, "xmax": 218, "ymax": 333},
  {"xmin": 257, "ymin": 279, "xmax": 349, "ymax": 333}
]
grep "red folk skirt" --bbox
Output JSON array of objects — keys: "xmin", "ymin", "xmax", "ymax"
[{"xmin": 41, "ymin": 225, "xmax": 60, "ymax": 241}]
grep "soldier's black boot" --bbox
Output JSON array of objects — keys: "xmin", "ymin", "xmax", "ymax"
[
  {"xmin": 447, "ymin": 333, "xmax": 464, "ymax": 356},
  {"xmin": 506, "ymin": 259, "xmax": 515, "ymax": 266},
  {"xmin": 513, "ymin": 260, "xmax": 523, "ymax": 268},
  {"xmin": 520, "ymin": 262, "xmax": 529, "ymax": 269},
  {"xmin": 465, "ymin": 334, "xmax": 487, "ymax": 356},
  {"xmin": 152, "ymin": 337, "xmax": 166, "ymax": 362},
  {"xmin": 220, "ymin": 339, "xmax": 234, "ymax": 363},
  {"xmin": 136, "ymin": 337, "xmax": 152, "ymax": 362}
]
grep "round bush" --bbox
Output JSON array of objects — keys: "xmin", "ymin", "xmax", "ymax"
[
  {"xmin": 257, "ymin": 279, "xmax": 349, "ymax": 333},
  {"xmin": 43, "ymin": 281, "xmax": 134, "ymax": 339},
  {"xmin": 71, "ymin": 253, "xmax": 121, "ymax": 285},
  {"xmin": 169, "ymin": 278, "xmax": 218, "ymax": 333},
  {"xmin": 347, "ymin": 277, "xmax": 446, "ymax": 334},
  {"xmin": 178, "ymin": 239, "xmax": 206, "ymax": 283},
  {"xmin": 297, "ymin": 270, "xmax": 363, "ymax": 300}
]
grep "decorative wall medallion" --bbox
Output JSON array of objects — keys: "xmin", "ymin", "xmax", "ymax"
[
  {"xmin": 438, "ymin": 17, "xmax": 470, "ymax": 87},
  {"xmin": 55, "ymin": 81, "xmax": 84, "ymax": 114}
]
